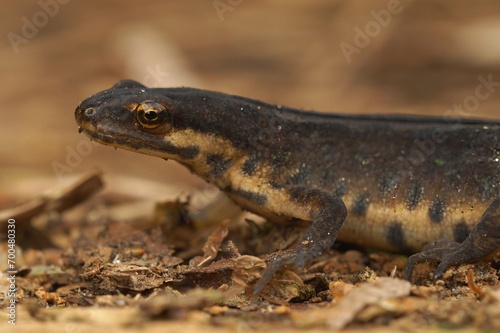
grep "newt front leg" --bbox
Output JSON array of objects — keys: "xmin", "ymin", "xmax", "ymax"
[{"xmin": 254, "ymin": 187, "xmax": 347, "ymax": 293}]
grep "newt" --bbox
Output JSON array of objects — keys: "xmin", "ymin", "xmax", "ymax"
[{"xmin": 75, "ymin": 80, "xmax": 500, "ymax": 292}]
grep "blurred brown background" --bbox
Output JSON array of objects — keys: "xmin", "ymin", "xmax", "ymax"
[{"xmin": 1, "ymin": 0, "xmax": 500, "ymax": 195}]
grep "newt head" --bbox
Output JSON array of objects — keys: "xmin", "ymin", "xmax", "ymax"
[
  {"xmin": 74, "ymin": 80, "xmax": 258, "ymax": 181},
  {"xmin": 75, "ymin": 79, "xmax": 206, "ymax": 163}
]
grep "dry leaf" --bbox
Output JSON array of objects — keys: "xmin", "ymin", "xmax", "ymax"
[{"xmin": 327, "ymin": 277, "xmax": 411, "ymax": 329}]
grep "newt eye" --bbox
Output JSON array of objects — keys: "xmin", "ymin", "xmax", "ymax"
[{"xmin": 135, "ymin": 101, "xmax": 168, "ymax": 129}]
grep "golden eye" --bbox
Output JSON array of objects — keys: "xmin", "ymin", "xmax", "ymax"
[{"xmin": 135, "ymin": 101, "xmax": 168, "ymax": 129}]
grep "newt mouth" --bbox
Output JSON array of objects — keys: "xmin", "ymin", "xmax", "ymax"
[
  {"xmin": 78, "ymin": 127, "xmax": 123, "ymax": 147},
  {"xmin": 77, "ymin": 126, "xmax": 199, "ymax": 160},
  {"xmin": 78, "ymin": 126, "xmax": 157, "ymax": 152}
]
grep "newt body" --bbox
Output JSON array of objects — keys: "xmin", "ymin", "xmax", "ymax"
[{"xmin": 75, "ymin": 80, "xmax": 500, "ymax": 291}]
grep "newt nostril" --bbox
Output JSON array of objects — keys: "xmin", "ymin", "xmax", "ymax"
[
  {"xmin": 75, "ymin": 105, "xmax": 98, "ymax": 125},
  {"xmin": 84, "ymin": 107, "xmax": 96, "ymax": 117}
]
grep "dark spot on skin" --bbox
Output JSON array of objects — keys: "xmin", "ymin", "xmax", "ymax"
[
  {"xmin": 352, "ymin": 192, "xmax": 370, "ymax": 216},
  {"xmin": 379, "ymin": 172, "xmax": 400, "ymax": 195},
  {"xmin": 206, "ymin": 154, "xmax": 232, "ymax": 179},
  {"xmin": 320, "ymin": 144, "xmax": 333, "ymax": 156},
  {"xmin": 386, "ymin": 222, "xmax": 411, "ymax": 253},
  {"xmin": 332, "ymin": 182, "xmax": 347, "ymax": 198},
  {"xmin": 230, "ymin": 189, "xmax": 267, "ymax": 206},
  {"xmin": 287, "ymin": 186, "xmax": 325, "ymax": 203},
  {"xmin": 477, "ymin": 177, "xmax": 497, "ymax": 201},
  {"xmin": 269, "ymin": 181, "xmax": 282, "ymax": 189},
  {"xmin": 241, "ymin": 154, "xmax": 260, "ymax": 176},
  {"xmin": 270, "ymin": 150, "xmax": 290, "ymax": 168},
  {"xmin": 286, "ymin": 187, "xmax": 337, "ymax": 210},
  {"xmin": 287, "ymin": 186, "xmax": 306, "ymax": 201},
  {"xmin": 428, "ymin": 199, "xmax": 446, "ymax": 223},
  {"xmin": 288, "ymin": 163, "xmax": 311, "ymax": 185},
  {"xmin": 354, "ymin": 153, "xmax": 371, "ymax": 165},
  {"xmin": 453, "ymin": 221, "xmax": 471, "ymax": 243},
  {"xmin": 173, "ymin": 145, "xmax": 200, "ymax": 160},
  {"xmin": 406, "ymin": 183, "xmax": 424, "ymax": 211},
  {"xmin": 319, "ymin": 167, "xmax": 334, "ymax": 186}
]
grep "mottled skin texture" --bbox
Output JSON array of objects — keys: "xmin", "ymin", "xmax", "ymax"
[{"xmin": 75, "ymin": 80, "xmax": 500, "ymax": 292}]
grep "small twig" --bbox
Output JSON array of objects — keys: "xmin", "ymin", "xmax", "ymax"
[
  {"xmin": 466, "ymin": 269, "xmax": 484, "ymax": 297},
  {"xmin": 0, "ymin": 171, "xmax": 104, "ymax": 232}
]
